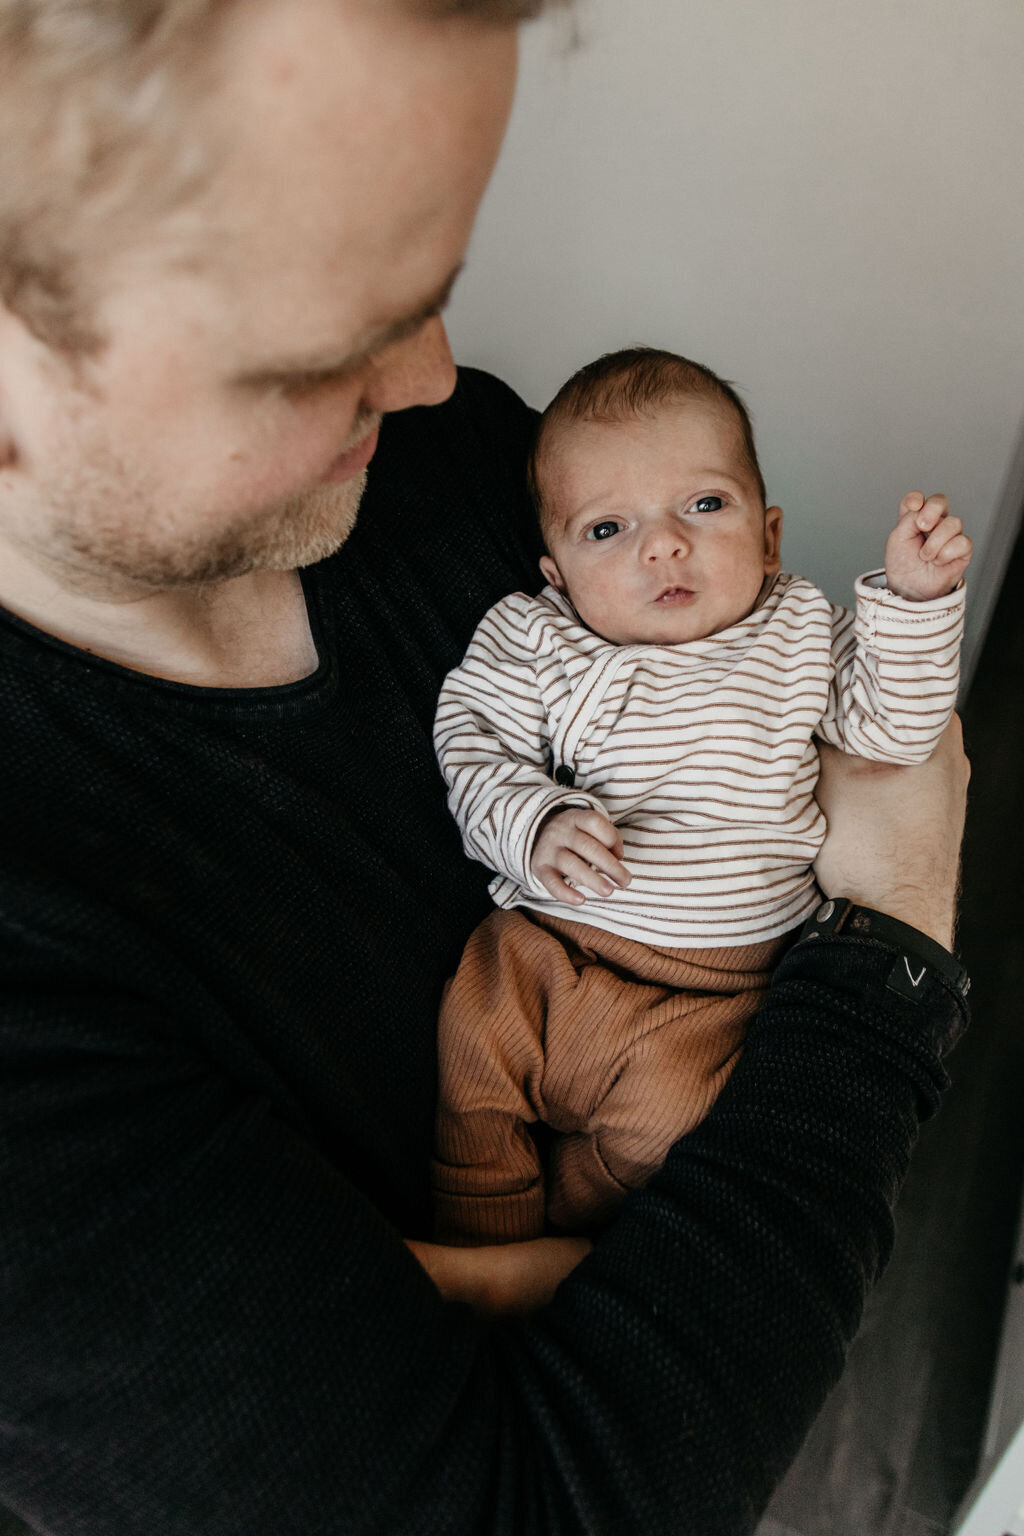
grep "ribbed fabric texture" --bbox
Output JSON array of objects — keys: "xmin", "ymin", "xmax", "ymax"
[
  {"xmin": 434, "ymin": 571, "xmax": 964, "ymax": 945},
  {"xmin": 0, "ymin": 368, "xmax": 969, "ymax": 1536},
  {"xmin": 434, "ymin": 908, "xmax": 787, "ymax": 1243}
]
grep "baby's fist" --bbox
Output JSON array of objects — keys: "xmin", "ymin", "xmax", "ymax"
[
  {"xmin": 531, "ymin": 806, "xmax": 630, "ymax": 906},
  {"xmin": 885, "ymin": 492, "xmax": 972, "ymax": 601}
]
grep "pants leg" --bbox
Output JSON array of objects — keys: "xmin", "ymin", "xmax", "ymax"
[
  {"xmin": 536, "ymin": 919, "xmax": 788, "ymax": 1232},
  {"xmin": 432, "ymin": 908, "xmax": 576, "ymax": 1245},
  {"xmin": 432, "ymin": 905, "xmax": 789, "ymax": 1242}
]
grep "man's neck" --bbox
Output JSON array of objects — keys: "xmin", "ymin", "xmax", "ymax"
[{"xmin": 0, "ymin": 542, "xmax": 319, "ymax": 689}]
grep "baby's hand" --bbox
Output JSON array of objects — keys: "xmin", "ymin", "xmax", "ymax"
[
  {"xmin": 531, "ymin": 807, "xmax": 631, "ymax": 906},
  {"xmin": 885, "ymin": 492, "xmax": 972, "ymax": 601}
]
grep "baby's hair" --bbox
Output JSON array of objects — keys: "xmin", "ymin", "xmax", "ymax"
[{"xmin": 528, "ymin": 346, "xmax": 767, "ymax": 535}]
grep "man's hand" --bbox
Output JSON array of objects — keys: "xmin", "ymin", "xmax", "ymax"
[
  {"xmin": 885, "ymin": 491, "xmax": 972, "ymax": 601},
  {"xmin": 814, "ymin": 716, "xmax": 969, "ymax": 950},
  {"xmin": 406, "ymin": 1236, "xmax": 592, "ymax": 1316},
  {"xmin": 531, "ymin": 806, "xmax": 631, "ymax": 905}
]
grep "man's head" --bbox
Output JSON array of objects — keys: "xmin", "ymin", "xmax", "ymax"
[
  {"xmin": 0, "ymin": 0, "xmax": 554, "ymax": 354},
  {"xmin": 532, "ymin": 348, "xmax": 783, "ymax": 645},
  {"xmin": 0, "ymin": 0, "xmax": 555, "ymax": 597}
]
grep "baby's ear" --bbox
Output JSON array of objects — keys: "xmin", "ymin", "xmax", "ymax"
[
  {"xmin": 539, "ymin": 554, "xmax": 566, "ymax": 592},
  {"xmin": 763, "ymin": 505, "xmax": 784, "ymax": 573}
]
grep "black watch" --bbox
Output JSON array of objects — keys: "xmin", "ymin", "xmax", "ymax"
[{"xmin": 797, "ymin": 897, "xmax": 970, "ymax": 1002}]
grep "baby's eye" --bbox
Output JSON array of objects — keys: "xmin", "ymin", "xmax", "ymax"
[
  {"xmin": 586, "ymin": 520, "xmax": 624, "ymax": 541},
  {"xmin": 692, "ymin": 496, "xmax": 724, "ymax": 514}
]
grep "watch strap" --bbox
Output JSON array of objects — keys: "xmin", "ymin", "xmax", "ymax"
[{"xmin": 798, "ymin": 897, "xmax": 970, "ymax": 1002}]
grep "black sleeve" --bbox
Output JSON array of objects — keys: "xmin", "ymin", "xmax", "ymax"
[{"xmin": 0, "ymin": 932, "xmax": 966, "ymax": 1536}]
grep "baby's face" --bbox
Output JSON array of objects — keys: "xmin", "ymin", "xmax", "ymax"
[{"xmin": 538, "ymin": 401, "xmax": 783, "ymax": 646}]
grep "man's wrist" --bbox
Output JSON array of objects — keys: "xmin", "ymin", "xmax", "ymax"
[
  {"xmin": 813, "ymin": 866, "xmax": 958, "ymax": 952},
  {"xmin": 797, "ymin": 897, "xmax": 970, "ymax": 1002}
]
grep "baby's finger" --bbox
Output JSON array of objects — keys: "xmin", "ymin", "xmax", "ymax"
[
  {"xmin": 552, "ymin": 848, "xmax": 616, "ymax": 898},
  {"xmin": 574, "ymin": 809, "xmax": 625, "ymax": 859},
  {"xmin": 571, "ymin": 830, "xmax": 632, "ymax": 889},
  {"xmin": 537, "ymin": 867, "xmax": 586, "ymax": 905},
  {"xmin": 934, "ymin": 533, "xmax": 972, "ymax": 566},
  {"xmin": 898, "ymin": 491, "xmax": 926, "ymax": 523},
  {"xmin": 920, "ymin": 513, "xmax": 962, "ymax": 561},
  {"xmin": 914, "ymin": 494, "xmax": 950, "ymax": 536}
]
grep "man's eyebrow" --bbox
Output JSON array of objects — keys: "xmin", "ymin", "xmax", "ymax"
[{"xmin": 233, "ymin": 263, "xmax": 464, "ymax": 386}]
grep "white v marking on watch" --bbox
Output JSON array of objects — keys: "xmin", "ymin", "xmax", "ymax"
[{"xmin": 904, "ymin": 957, "xmax": 926, "ymax": 988}]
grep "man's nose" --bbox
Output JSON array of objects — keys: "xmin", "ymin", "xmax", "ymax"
[
  {"xmin": 361, "ymin": 317, "xmax": 457, "ymax": 415},
  {"xmin": 641, "ymin": 519, "xmax": 690, "ymax": 561}
]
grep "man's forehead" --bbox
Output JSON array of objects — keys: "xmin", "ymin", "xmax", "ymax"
[
  {"xmin": 195, "ymin": 10, "xmax": 510, "ymax": 283},
  {"xmin": 126, "ymin": 0, "xmax": 514, "ymax": 387}
]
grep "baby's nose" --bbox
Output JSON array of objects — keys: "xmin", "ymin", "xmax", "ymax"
[{"xmin": 643, "ymin": 522, "xmax": 690, "ymax": 559}]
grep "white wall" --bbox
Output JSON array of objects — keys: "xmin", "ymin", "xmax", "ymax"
[{"xmin": 446, "ymin": 0, "xmax": 1024, "ymax": 682}]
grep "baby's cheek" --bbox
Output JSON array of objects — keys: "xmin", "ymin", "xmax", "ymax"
[
  {"xmin": 581, "ymin": 570, "xmax": 624, "ymax": 611},
  {"xmin": 717, "ymin": 534, "xmax": 765, "ymax": 585},
  {"xmin": 574, "ymin": 573, "xmax": 638, "ymax": 645},
  {"xmin": 710, "ymin": 538, "xmax": 771, "ymax": 620}
]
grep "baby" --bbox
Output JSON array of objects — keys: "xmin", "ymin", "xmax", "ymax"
[{"xmin": 432, "ymin": 347, "xmax": 971, "ymax": 1246}]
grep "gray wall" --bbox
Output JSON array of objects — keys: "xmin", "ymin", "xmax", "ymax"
[{"xmin": 446, "ymin": 0, "xmax": 1024, "ymax": 683}]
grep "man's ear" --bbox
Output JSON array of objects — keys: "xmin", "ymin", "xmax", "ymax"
[
  {"xmin": 539, "ymin": 554, "xmax": 566, "ymax": 591},
  {"xmin": 763, "ymin": 505, "xmax": 784, "ymax": 574}
]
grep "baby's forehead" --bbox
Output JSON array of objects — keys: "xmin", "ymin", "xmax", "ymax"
[
  {"xmin": 543, "ymin": 395, "xmax": 737, "ymax": 457},
  {"xmin": 538, "ymin": 398, "xmax": 744, "ymax": 489}
]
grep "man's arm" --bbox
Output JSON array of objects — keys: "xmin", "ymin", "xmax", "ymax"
[
  {"xmin": 814, "ymin": 714, "xmax": 968, "ymax": 949},
  {"xmin": 0, "ymin": 721, "xmax": 968, "ymax": 1535}
]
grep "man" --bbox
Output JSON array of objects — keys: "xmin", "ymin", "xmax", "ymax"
[{"xmin": 0, "ymin": 2, "xmax": 969, "ymax": 1533}]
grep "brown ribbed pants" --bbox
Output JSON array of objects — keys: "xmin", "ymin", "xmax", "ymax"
[{"xmin": 432, "ymin": 906, "xmax": 789, "ymax": 1245}]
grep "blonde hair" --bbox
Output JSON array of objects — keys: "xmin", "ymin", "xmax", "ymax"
[{"xmin": 0, "ymin": 0, "xmax": 561, "ymax": 352}]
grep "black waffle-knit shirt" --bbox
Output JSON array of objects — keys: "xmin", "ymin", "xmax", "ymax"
[{"xmin": 0, "ymin": 369, "xmax": 967, "ymax": 1535}]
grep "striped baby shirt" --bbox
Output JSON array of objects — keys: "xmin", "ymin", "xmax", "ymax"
[{"xmin": 434, "ymin": 571, "xmax": 965, "ymax": 947}]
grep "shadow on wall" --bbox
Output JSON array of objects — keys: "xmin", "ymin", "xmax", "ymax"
[{"xmin": 962, "ymin": 411, "xmax": 1024, "ymax": 692}]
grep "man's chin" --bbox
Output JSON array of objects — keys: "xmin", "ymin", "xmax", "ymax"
[
  {"xmin": 255, "ymin": 470, "xmax": 369, "ymax": 574},
  {"xmin": 63, "ymin": 471, "xmax": 369, "ymax": 594}
]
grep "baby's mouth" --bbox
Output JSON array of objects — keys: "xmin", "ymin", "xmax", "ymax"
[{"xmin": 653, "ymin": 585, "xmax": 696, "ymax": 605}]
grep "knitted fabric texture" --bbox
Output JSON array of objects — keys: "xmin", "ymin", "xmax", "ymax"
[{"xmin": 0, "ymin": 369, "xmax": 968, "ymax": 1536}]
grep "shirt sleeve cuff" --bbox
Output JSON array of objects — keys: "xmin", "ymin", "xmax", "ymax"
[{"xmin": 854, "ymin": 571, "xmax": 966, "ymax": 645}]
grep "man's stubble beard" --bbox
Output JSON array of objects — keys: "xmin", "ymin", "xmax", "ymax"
[{"xmin": 37, "ymin": 452, "xmax": 370, "ymax": 598}]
